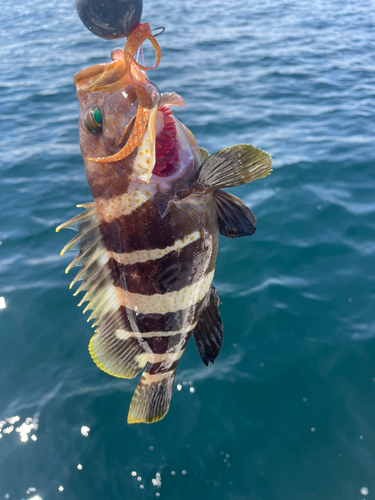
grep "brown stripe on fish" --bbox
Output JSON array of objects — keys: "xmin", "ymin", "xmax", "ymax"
[
  {"xmin": 109, "ymin": 234, "xmax": 217, "ymax": 295},
  {"xmin": 114, "ymin": 328, "xmax": 192, "ymax": 370},
  {"xmin": 147, "ymin": 359, "xmax": 179, "ymax": 375},
  {"xmin": 142, "ymin": 332, "xmax": 190, "ymax": 355},
  {"xmin": 99, "ymin": 194, "xmax": 217, "ymax": 254},
  {"xmin": 143, "ymin": 333, "xmax": 190, "ymax": 374}
]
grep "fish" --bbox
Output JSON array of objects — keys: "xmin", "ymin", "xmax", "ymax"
[{"xmin": 57, "ymin": 23, "xmax": 272, "ymax": 424}]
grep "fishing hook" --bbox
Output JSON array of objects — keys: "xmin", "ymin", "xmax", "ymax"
[{"xmin": 152, "ymin": 27, "xmax": 165, "ymax": 37}]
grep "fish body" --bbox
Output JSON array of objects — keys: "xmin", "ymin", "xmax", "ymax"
[{"xmin": 58, "ymin": 30, "xmax": 272, "ymax": 423}]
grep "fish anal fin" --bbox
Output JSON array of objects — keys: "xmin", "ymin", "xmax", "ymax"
[
  {"xmin": 193, "ymin": 144, "xmax": 272, "ymax": 192},
  {"xmin": 214, "ymin": 190, "xmax": 257, "ymax": 238},
  {"xmin": 89, "ymin": 323, "xmax": 147, "ymax": 379},
  {"xmin": 193, "ymin": 286, "xmax": 223, "ymax": 366},
  {"xmin": 127, "ymin": 365, "xmax": 177, "ymax": 424}
]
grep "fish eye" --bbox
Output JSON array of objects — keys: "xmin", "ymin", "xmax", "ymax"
[{"xmin": 84, "ymin": 108, "xmax": 103, "ymax": 133}]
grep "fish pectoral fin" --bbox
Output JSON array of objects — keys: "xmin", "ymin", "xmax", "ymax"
[
  {"xmin": 213, "ymin": 190, "xmax": 257, "ymax": 238},
  {"xmin": 193, "ymin": 286, "xmax": 223, "ymax": 366},
  {"xmin": 199, "ymin": 147, "xmax": 210, "ymax": 161},
  {"xmin": 193, "ymin": 144, "xmax": 272, "ymax": 191},
  {"xmin": 127, "ymin": 365, "xmax": 177, "ymax": 424}
]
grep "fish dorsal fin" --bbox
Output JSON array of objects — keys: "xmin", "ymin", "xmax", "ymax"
[
  {"xmin": 193, "ymin": 144, "xmax": 272, "ymax": 191},
  {"xmin": 160, "ymin": 92, "xmax": 186, "ymax": 108},
  {"xmin": 193, "ymin": 286, "xmax": 223, "ymax": 366},
  {"xmin": 57, "ymin": 204, "xmax": 148, "ymax": 379},
  {"xmin": 213, "ymin": 190, "xmax": 257, "ymax": 238}
]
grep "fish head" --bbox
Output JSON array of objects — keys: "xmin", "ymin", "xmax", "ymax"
[
  {"xmin": 74, "ymin": 49, "xmax": 156, "ymax": 193},
  {"xmin": 74, "ymin": 48, "xmax": 202, "ymax": 200}
]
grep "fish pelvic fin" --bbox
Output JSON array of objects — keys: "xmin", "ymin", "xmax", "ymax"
[
  {"xmin": 213, "ymin": 190, "xmax": 257, "ymax": 238},
  {"xmin": 193, "ymin": 286, "xmax": 223, "ymax": 366},
  {"xmin": 193, "ymin": 144, "xmax": 272, "ymax": 192},
  {"xmin": 127, "ymin": 363, "xmax": 178, "ymax": 424}
]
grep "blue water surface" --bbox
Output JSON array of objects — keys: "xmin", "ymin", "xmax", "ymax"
[{"xmin": 1, "ymin": 0, "xmax": 375, "ymax": 499}]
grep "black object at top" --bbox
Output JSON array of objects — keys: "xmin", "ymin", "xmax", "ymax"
[{"xmin": 75, "ymin": 0, "xmax": 143, "ymax": 40}]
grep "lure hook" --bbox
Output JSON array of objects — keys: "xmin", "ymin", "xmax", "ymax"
[{"xmin": 152, "ymin": 27, "xmax": 165, "ymax": 37}]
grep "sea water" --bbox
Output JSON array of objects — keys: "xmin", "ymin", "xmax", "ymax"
[{"xmin": 1, "ymin": 0, "xmax": 375, "ymax": 498}]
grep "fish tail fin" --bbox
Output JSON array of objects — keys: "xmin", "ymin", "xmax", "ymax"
[
  {"xmin": 127, "ymin": 364, "xmax": 177, "ymax": 424},
  {"xmin": 193, "ymin": 144, "xmax": 272, "ymax": 191}
]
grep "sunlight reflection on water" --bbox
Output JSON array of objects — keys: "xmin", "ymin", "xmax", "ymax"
[{"xmin": 0, "ymin": 414, "xmax": 39, "ymax": 442}]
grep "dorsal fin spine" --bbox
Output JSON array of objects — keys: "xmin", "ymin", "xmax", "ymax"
[
  {"xmin": 77, "ymin": 273, "xmax": 112, "ymax": 307},
  {"xmin": 69, "ymin": 247, "xmax": 107, "ymax": 288},
  {"xmin": 65, "ymin": 235, "xmax": 102, "ymax": 274},
  {"xmin": 83, "ymin": 287, "xmax": 117, "ymax": 315},
  {"xmin": 60, "ymin": 222, "xmax": 100, "ymax": 255},
  {"xmin": 86, "ymin": 293, "xmax": 119, "ymax": 323},
  {"xmin": 56, "ymin": 205, "xmax": 95, "ymax": 232},
  {"xmin": 73, "ymin": 268, "xmax": 112, "ymax": 297},
  {"xmin": 70, "ymin": 260, "xmax": 108, "ymax": 290}
]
